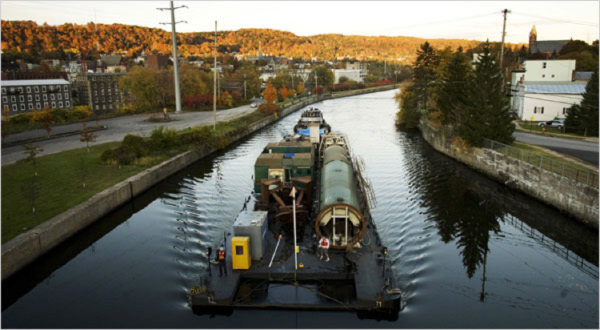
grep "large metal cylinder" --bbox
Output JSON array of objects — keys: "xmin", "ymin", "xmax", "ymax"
[{"xmin": 315, "ymin": 145, "xmax": 366, "ymax": 249}]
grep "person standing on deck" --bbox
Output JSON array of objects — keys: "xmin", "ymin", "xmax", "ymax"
[
  {"xmin": 216, "ymin": 245, "xmax": 227, "ymax": 277},
  {"xmin": 318, "ymin": 235, "xmax": 330, "ymax": 262}
]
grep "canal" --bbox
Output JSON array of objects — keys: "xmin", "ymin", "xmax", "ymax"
[{"xmin": 2, "ymin": 90, "xmax": 598, "ymax": 328}]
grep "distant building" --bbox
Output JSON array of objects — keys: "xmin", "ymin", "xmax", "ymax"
[
  {"xmin": 511, "ymin": 59, "xmax": 583, "ymax": 121},
  {"xmin": 100, "ymin": 55, "xmax": 123, "ymax": 67},
  {"xmin": 529, "ymin": 25, "xmax": 570, "ymax": 57},
  {"xmin": 75, "ymin": 72, "xmax": 127, "ymax": 114},
  {"xmin": 345, "ymin": 62, "xmax": 367, "ymax": 71},
  {"xmin": 512, "ymin": 82, "xmax": 585, "ymax": 121},
  {"xmin": 333, "ymin": 69, "xmax": 367, "ymax": 83},
  {"xmin": 1, "ymin": 79, "xmax": 72, "ymax": 114},
  {"xmin": 146, "ymin": 53, "xmax": 169, "ymax": 70}
]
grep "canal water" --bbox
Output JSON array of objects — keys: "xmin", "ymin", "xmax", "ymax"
[{"xmin": 2, "ymin": 90, "xmax": 598, "ymax": 328}]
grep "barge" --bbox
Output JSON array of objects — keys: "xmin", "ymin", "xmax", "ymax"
[{"xmin": 190, "ymin": 108, "xmax": 401, "ymax": 318}]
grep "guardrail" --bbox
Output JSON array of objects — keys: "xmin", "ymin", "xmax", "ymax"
[{"xmin": 483, "ymin": 138, "xmax": 598, "ymax": 188}]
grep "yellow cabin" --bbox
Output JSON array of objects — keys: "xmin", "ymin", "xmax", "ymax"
[{"xmin": 231, "ymin": 236, "xmax": 251, "ymax": 270}]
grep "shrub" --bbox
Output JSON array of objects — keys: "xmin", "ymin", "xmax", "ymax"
[
  {"xmin": 100, "ymin": 149, "xmax": 116, "ymax": 164},
  {"xmin": 70, "ymin": 106, "xmax": 92, "ymax": 120},
  {"xmin": 49, "ymin": 108, "xmax": 69, "ymax": 123},
  {"xmin": 116, "ymin": 104, "xmax": 137, "ymax": 115},
  {"xmin": 258, "ymin": 103, "xmax": 280, "ymax": 115},
  {"xmin": 313, "ymin": 86, "xmax": 323, "ymax": 95},
  {"xmin": 8, "ymin": 113, "xmax": 34, "ymax": 125},
  {"xmin": 150, "ymin": 126, "xmax": 180, "ymax": 150},
  {"xmin": 113, "ymin": 146, "xmax": 137, "ymax": 165},
  {"xmin": 121, "ymin": 134, "xmax": 149, "ymax": 157},
  {"xmin": 189, "ymin": 126, "xmax": 214, "ymax": 145},
  {"xmin": 182, "ymin": 95, "xmax": 213, "ymax": 109}
]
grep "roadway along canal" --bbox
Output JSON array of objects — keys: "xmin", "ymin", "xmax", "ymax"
[{"xmin": 2, "ymin": 90, "xmax": 598, "ymax": 328}]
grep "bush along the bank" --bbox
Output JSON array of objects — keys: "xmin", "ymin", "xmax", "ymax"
[{"xmin": 258, "ymin": 103, "xmax": 280, "ymax": 115}]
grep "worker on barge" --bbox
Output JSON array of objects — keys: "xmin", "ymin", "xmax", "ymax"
[
  {"xmin": 216, "ymin": 245, "xmax": 227, "ymax": 277},
  {"xmin": 318, "ymin": 235, "xmax": 330, "ymax": 262}
]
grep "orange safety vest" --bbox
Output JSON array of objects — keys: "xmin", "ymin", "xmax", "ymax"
[{"xmin": 218, "ymin": 249, "xmax": 225, "ymax": 261}]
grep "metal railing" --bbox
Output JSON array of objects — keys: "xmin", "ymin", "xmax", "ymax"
[{"xmin": 483, "ymin": 139, "xmax": 598, "ymax": 188}]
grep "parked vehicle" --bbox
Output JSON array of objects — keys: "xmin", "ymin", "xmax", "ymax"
[
  {"xmin": 250, "ymin": 103, "xmax": 257, "ymax": 108},
  {"xmin": 539, "ymin": 120, "xmax": 564, "ymax": 129}
]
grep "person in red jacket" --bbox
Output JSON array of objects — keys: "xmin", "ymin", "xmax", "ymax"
[{"xmin": 318, "ymin": 234, "xmax": 330, "ymax": 262}]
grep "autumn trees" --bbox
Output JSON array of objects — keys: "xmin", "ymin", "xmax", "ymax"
[{"xmin": 396, "ymin": 41, "xmax": 515, "ymax": 146}]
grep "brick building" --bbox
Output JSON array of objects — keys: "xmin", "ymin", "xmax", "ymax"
[
  {"xmin": 1, "ymin": 79, "xmax": 72, "ymax": 114},
  {"xmin": 75, "ymin": 72, "xmax": 127, "ymax": 114},
  {"xmin": 146, "ymin": 53, "xmax": 169, "ymax": 70}
]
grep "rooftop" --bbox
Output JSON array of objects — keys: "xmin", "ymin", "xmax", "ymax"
[
  {"xmin": 1, "ymin": 79, "xmax": 69, "ymax": 86},
  {"xmin": 523, "ymin": 82, "xmax": 587, "ymax": 94}
]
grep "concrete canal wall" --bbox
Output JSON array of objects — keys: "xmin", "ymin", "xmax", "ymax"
[
  {"xmin": 1, "ymin": 84, "xmax": 399, "ymax": 281},
  {"xmin": 419, "ymin": 120, "xmax": 599, "ymax": 229}
]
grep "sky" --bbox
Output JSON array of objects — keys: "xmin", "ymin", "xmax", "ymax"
[{"xmin": 1, "ymin": 1, "xmax": 599, "ymax": 44}]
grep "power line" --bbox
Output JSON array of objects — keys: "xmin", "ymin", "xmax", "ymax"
[{"xmin": 512, "ymin": 12, "xmax": 599, "ymax": 28}]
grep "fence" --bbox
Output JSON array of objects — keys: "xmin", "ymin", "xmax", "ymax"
[{"xmin": 483, "ymin": 139, "xmax": 599, "ymax": 188}]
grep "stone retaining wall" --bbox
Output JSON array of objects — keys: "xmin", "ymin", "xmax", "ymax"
[
  {"xmin": 1, "ymin": 84, "xmax": 399, "ymax": 280},
  {"xmin": 419, "ymin": 120, "xmax": 599, "ymax": 229}
]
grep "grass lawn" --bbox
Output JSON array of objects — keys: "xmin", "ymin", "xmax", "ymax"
[
  {"xmin": 0, "ymin": 142, "xmax": 171, "ymax": 243},
  {"xmin": 1, "ymin": 109, "xmax": 273, "ymax": 244}
]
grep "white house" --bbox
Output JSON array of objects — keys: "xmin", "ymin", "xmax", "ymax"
[
  {"xmin": 511, "ymin": 59, "xmax": 582, "ymax": 121},
  {"xmin": 333, "ymin": 69, "xmax": 367, "ymax": 83},
  {"xmin": 512, "ymin": 82, "xmax": 585, "ymax": 121}
]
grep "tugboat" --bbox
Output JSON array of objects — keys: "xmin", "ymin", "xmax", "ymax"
[
  {"xmin": 190, "ymin": 111, "xmax": 401, "ymax": 319},
  {"xmin": 293, "ymin": 107, "xmax": 331, "ymax": 137}
]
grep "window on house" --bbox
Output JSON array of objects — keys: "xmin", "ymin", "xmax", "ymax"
[
  {"xmin": 57, "ymin": 86, "xmax": 61, "ymax": 92},
  {"xmin": 50, "ymin": 94, "xmax": 55, "ymax": 100},
  {"xmin": 28, "ymin": 103, "xmax": 33, "ymax": 110},
  {"xmin": 102, "ymin": 104, "xmax": 106, "ymax": 110},
  {"xmin": 541, "ymin": 107, "xmax": 544, "ymax": 114},
  {"xmin": 542, "ymin": 74, "xmax": 545, "ymax": 78},
  {"xmin": 19, "ymin": 95, "xmax": 24, "ymax": 102},
  {"xmin": 51, "ymin": 102, "xmax": 56, "ymax": 108},
  {"xmin": 96, "ymin": 105, "xmax": 100, "ymax": 110},
  {"xmin": 42, "ymin": 86, "xmax": 47, "ymax": 92},
  {"xmin": 563, "ymin": 107, "xmax": 567, "ymax": 114},
  {"xmin": 12, "ymin": 104, "xmax": 17, "ymax": 112},
  {"xmin": 64, "ymin": 93, "xmax": 69, "ymax": 100},
  {"xmin": 64, "ymin": 86, "xmax": 69, "ymax": 92},
  {"xmin": 28, "ymin": 95, "xmax": 32, "ymax": 102},
  {"xmin": 552, "ymin": 74, "xmax": 555, "ymax": 78},
  {"xmin": 59, "ymin": 101, "xmax": 63, "ymax": 108},
  {"xmin": 18, "ymin": 87, "xmax": 23, "ymax": 93},
  {"xmin": 1, "ymin": 88, "xmax": 5, "ymax": 94},
  {"xmin": 34, "ymin": 86, "xmax": 39, "ymax": 93},
  {"xmin": 11, "ymin": 96, "xmax": 16, "ymax": 102},
  {"xmin": 57, "ymin": 94, "xmax": 62, "ymax": 100},
  {"xmin": 2, "ymin": 96, "xmax": 6, "ymax": 103},
  {"xmin": 36, "ymin": 103, "xmax": 41, "ymax": 109},
  {"xmin": 44, "ymin": 102, "xmax": 49, "ymax": 108},
  {"xmin": 35, "ymin": 95, "xmax": 40, "ymax": 101},
  {"xmin": 65, "ymin": 101, "xmax": 70, "ymax": 107},
  {"xmin": 101, "ymin": 89, "xmax": 104, "ymax": 95},
  {"xmin": 43, "ymin": 94, "xmax": 48, "ymax": 101},
  {"xmin": 20, "ymin": 104, "xmax": 25, "ymax": 111},
  {"xmin": 543, "ymin": 62, "xmax": 547, "ymax": 68},
  {"xmin": 26, "ymin": 87, "xmax": 31, "ymax": 93},
  {"xmin": 534, "ymin": 107, "xmax": 537, "ymax": 114}
]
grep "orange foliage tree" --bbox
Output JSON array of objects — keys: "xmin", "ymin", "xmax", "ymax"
[
  {"xmin": 279, "ymin": 86, "xmax": 290, "ymax": 100},
  {"xmin": 263, "ymin": 82, "xmax": 277, "ymax": 104},
  {"xmin": 296, "ymin": 82, "xmax": 305, "ymax": 95}
]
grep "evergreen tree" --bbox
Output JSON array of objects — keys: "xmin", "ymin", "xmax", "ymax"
[
  {"xmin": 459, "ymin": 41, "xmax": 514, "ymax": 147},
  {"xmin": 565, "ymin": 70, "xmax": 599, "ymax": 136},
  {"xmin": 436, "ymin": 48, "xmax": 471, "ymax": 126},
  {"xmin": 413, "ymin": 42, "xmax": 439, "ymax": 112}
]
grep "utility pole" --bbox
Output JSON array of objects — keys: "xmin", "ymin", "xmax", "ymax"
[
  {"xmin": 243, "ymin": 73, "xmax": 247, "ymax": 99},
  {"xmin": 499, "ymin": 9, "xmax": 510, "ymax": 72},
  {"xmin": 315, "ymin": 74, "xmax": 318, "ymax": 95},
  {"xmin": 213, "ymin": 21, "xmax": 217, "ymax": 130},
  {"xmin": 158, "ymin": 1, "xmax": 188, "ymax": 114}
]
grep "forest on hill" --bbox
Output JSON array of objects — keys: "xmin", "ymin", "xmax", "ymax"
[{"xmin": 1, "ymin": 20, "xmax": 513, "ymax": 63}]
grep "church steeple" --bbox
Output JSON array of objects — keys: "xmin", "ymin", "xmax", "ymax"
[{"xmin": 529, "ymin": 25, "xmax": 537, "ymax": 53}]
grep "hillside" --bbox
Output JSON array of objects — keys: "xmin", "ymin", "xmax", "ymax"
[{"xmin": 1, "ymin": 20, "xmax": 513, "ymax": 63}]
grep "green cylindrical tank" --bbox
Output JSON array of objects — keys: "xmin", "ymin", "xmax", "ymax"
[{"xmin": 316, "ymin": 144, "xmax": 366, "ymax": 250}]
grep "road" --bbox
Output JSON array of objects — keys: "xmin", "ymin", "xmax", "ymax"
[
  {"xmin": 514, "ymin": 132, "xmax": 599, "ymax": 165},
  {"xmin": 1, "ymin": 104, "xmax": 257, "ymax": 164}
]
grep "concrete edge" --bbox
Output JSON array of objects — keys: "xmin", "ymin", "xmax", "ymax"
[{"xmin": 1, "ymin": 84, "xmax": 399, "ymax": 281}]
